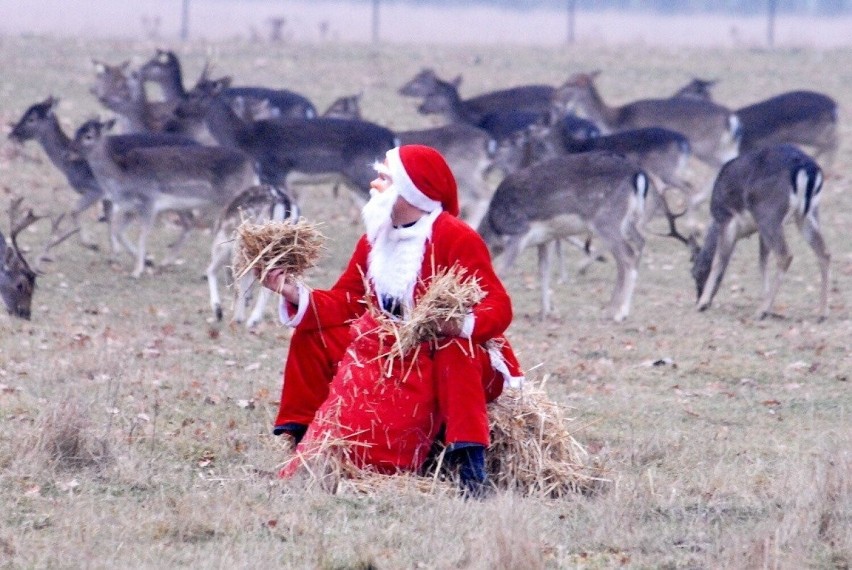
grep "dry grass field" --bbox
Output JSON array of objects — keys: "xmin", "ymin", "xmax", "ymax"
[{"xmin": 0, "ymin": 36, "xmax": 850, "ymax": 568}]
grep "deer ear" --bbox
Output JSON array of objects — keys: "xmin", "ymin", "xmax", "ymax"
[
  {"xmin": 451, "ymin": 75, "xmax": 463, "ymax": 88},
  {"xmin": 104, "ymin": 118, "xmax": 117, "ymax": 131},
  {"xmin": 119, "ymin": 60, "xmax": 130, "ymax": 71}
]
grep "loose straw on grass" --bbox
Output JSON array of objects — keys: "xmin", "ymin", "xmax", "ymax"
[{"xmin": 231, "ymin": 216, "xmax": 326, "ymax": 286}]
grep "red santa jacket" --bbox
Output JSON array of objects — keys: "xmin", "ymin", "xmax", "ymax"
[{"xmin": 293, "ymin": 212, "xmax": 514, "ymax": 348}]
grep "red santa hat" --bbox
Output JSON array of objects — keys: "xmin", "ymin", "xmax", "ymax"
[{"xmin": 385, "ymin": 145, "xmax": 459, "ymax": 217}]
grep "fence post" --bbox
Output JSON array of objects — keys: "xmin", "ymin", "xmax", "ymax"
[{"xmin": 180, "ymin": 0, "xmax": 190, "ymax": 41}]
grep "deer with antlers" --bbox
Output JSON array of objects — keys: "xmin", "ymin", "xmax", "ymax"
[{"xmin": 1, "ymin": 198, "xmax": 77, "ymax": 320}]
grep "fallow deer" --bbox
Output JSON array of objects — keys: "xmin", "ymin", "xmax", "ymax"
[
  {"xmin": 8, "ymin": 96, "xmax": 200, "ymax": 252},
  {"xmin": 178, "ymin": 78, "xmax": 396, "ymax": 203},
  {"xmin": 735, "ymin": 91, "xmax": 838, "ymax": 169},
  {"xmin": 555, "ymin": 71, "xmax": 740, "ymax": 170},
  {"xmin": 207, "ymin": 184, "xmax": 300, "ymax": 328},
  {"xmin": 691, "ymin": 144, "xmax": 830, "ymax": 321},
  {"xmin": 478, "ymin": 151, "xmax": 654, "ymax": 321},
  {"xmin": 71, "ymin": 118, "xmax": 259, "ymax": 278},
  {"xmin": 1, "ymin": 198, "xmax": 77, "ymax": 320}
]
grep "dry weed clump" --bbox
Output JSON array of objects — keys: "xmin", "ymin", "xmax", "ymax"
[
  {"xmin": 231, "ymin": 217, "xmax": 326, "ymax": 287},
  {"xmin": 37, "ymin": 398, "xmax": 111, "ymax": 470}
]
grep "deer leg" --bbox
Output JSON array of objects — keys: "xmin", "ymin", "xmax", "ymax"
[
  {"xmin": 537, "ymin": 241, "xmax": 554, "ymax": 320},
  {"xmin": 799, "ymin": 215, "xmax": 831, "ymax": 321},
  {"xmin": 758, "ymin": 236, "xmax": 771, "ymax": 298},
  {"xmin": 72, "ymin": 190, "xmax": 103, "ymax": 250},
  {"xmin": 161, "ymin": 211, "xmax": 195, "ymax": 266},
  {"xmin": 494, "ymin": 236, "xmax": 523, "ymax": 277},
  {"xmin": 606, "ymin": 237, "xmax": 640, "ymax": 323},
  {"xmin": 246, "ymin": 279, "xmax": 272, "ymax": 328},
  {"xmin": 697, "ymin": 221, "xmax": 737, "ymax": 312},
  {"xmin": 110, "ymin": 207, "xmax": 137, "ymax": 259},
  {"xmin": 753, "ymin": 221, "xmax": 791, "ymax": 319},
  {"xmin": 206, "ymin": 238, "xmax": 231, "ymax": 322},
  {"xmin": 132, "ymin": 215, "xmax": 155, "ymax": 279}
]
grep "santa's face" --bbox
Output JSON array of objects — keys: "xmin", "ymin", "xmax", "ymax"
[{"xmin": 362, "ymin": 160, "xmax": 399, "ymax": 241}]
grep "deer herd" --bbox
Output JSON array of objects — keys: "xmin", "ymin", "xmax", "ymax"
[{"xmin": 1, "ymin": 49, "xmax": 839, "ymax": 327}]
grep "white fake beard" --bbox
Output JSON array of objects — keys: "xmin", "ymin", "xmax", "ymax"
[{"xmin": 361, "ymin": 184, "xmax": 398, "ymax": 244}]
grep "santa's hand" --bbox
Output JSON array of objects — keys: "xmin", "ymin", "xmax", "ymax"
[
  {"xmin": 259, "ymin": 268, "xmax": 289, "ymax": 293},
  {"xmin": 436, "ymin": 317, "xmax": 462, "ymax": 337}
]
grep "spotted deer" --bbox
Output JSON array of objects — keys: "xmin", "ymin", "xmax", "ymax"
[
  {"xmin": 8, "ymin": 96, "xmax": 200, "ymax": 251},
  {"xmin": 555, "ymin": 71, "xmax": 740, "ymax": 171},
  {"xmin": 1, "ymin": 198, "xmax": 77, "ymax": 320},
  {"xmin": 691, "ymin": 145, "xmax": 830, "ymax": 321},
  {"xmin": 478, "ymin": 151, "xmax": 654, "ymax": 321},
  {"xmin": 71, "ymin": 118, "xmax": 259, "ymax": 278},
  {"xmin": 207, "ymin": 184, "xmax": 300, "ymax": 328}
]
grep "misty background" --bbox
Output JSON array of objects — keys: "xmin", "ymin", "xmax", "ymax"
[{"xmin": 1, "ymin": 0, "xmax": 850, "ymax": 48}]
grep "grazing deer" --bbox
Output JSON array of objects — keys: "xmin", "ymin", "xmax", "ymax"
[
  {"xmin": 1, "ymin": 198, "xmax": 77, "ymax": 320},
  {"xmin": 71, "ymin": 118, "xmax": 259, "ymax": 278},
  {"xmin": 735, "ymin": 91, "xmax": 838, "ymax": 169},
  {"xmin": 8, "ymin": 96, "xmax": 200, "ymax": 251},
  {"xmin": 555, "ymin": 71, "xmax": 740, "ymax": 170},
  {"xmin": 207, "ymin": 184, "xmax": 299, "ymax": 328},
  {"xmin": 478, "ymin": 151, "xmax": 653, "ymax": 321},
  {"xmin": 691, "ymin": 145, "xmax": 830, "ymax": 321},
  {"xmin": 321, "ymin": 93, "xmax": 363, "ymax": 120},
  {"xmin": 179, "ymin": 77, "xmax": 396, "ymax": 203}
]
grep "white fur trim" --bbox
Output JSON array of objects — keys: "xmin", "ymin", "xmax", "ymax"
[
  {"xmin": 488, "ymin": 345, "xmax": 525, "ymax": 389},
  {"xmin": 460, "ymin": 313, "xmax": 475, "ymax": 339},
  {"xmin": 386, "ymin": 147, "xmax": 441, "ymax": 213},
  {"xmin": 278, "ymin": 283, "xmax": 310, "ymax": 327}
]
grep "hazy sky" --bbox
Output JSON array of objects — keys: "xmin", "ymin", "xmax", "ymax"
[{"xmin": 1, "ymin": 0, "xmax": 850, "ymax": 47}]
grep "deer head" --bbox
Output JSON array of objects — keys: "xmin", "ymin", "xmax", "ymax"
[{"xmin": 0, "ymin": 198, "xmax": 78, "ymax": 320}]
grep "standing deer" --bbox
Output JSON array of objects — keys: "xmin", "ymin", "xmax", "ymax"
[
  {"xmin": 735, "ymin": 91, "xmax": 838, "ymax": 169},
  {"xmin": 71, "ymin": 118, "xmax": 259, "ymax": 278},
  {"xmin": 1, "ymin": 198, "xmax": 77, "ymax": 320},
  {"xmin": 207, "ymin": 184, "xmax": 299, "ymax": 328},
  {"xmin": 178, "ymin": 77, "xmax": 396, "ymax": 203},
  {"xmin": 8, "ymin": 96, "xmax": 200, "ymax": 251},
  {"xmin": 555, "ymin": 71, "xmax": 740, "ymax": 171},
  {"xmin": 691, "ymin": 145, "xmax": 830, "ymax": 321},
  {"xmin": 478, "ymin": 151, "xmax": 653, "ymax": 321}
]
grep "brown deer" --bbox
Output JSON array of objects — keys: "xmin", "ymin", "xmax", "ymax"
[
  {"xmin": 71, "ymin": 118, "xmax": 259, "ymax": 278},
  {"xmin": 1, "ymin": 198, "xmax": 77, "ymax": 320},
  {"xmin": 207, "ymin": 184, "xmax": 300, "ymax": 328},
  {"xmin": 478, "ymin": 151, "xmax": 655, "ymax": 321},
  {"xmin": 691, "ymin": 145, "xmax": 830, "ymax": 321},
  {"xmin": 555, "ymin": 71, "xmax": 740, "ymax": 171}
]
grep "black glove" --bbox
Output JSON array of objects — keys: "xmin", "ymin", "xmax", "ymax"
[
  {"xmin": 447, "ymin": 443, "xmax": 490, "ymax": 499},
  {"xmin": 273, "ymin": 422, "xmax": 308, "ymax": 445}
]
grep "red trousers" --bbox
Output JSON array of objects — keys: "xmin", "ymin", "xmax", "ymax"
[{"xmin": 275, "ymin": 324, "xmax": 503, "ymax": 446}]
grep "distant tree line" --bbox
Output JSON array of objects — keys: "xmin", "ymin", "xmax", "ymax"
[{"xmin": 346, "ymin": 0, "xmax": 851, "ymax": 15}]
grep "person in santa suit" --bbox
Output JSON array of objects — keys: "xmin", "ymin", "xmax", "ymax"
[{"xmin": 261, "ymin": 144, "xmax": 524, "ymax": 496}]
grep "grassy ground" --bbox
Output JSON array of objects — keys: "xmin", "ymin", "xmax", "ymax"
[{"xmin": 0, "ymin": 36, "xmax": 850, "ymax": 569}]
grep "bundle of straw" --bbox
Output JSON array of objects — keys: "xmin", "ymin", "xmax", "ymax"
[
  {"xmin": 486, "ymin": 385, "xmax": 606, "ymax": 497},
  {"xmin": 375, "ymin": 264, "xmax": 485, "ymax": 359},
  {"xmin": 231, "ymin": 217, "xmax": 325, "ymax": 285}
]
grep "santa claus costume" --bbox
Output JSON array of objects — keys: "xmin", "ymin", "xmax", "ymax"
[{"xmin": 274, "ymin": 145, "xmax": 524, "ymax": 492}]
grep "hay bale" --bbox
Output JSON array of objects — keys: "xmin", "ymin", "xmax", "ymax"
[
  {"xmin": 280, "ymin": 383, "xmax": 606, "ymax": 498},
  {"xmin": 486, "ymin": 385, "xmax": 606, "ymax": 497},
  {"xmin": 231, "ymin": 217, "xmax": 325, "ymax": 286}
]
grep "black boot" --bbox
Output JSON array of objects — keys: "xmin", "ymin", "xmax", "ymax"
[
  {"xmin": 273, "ymin": 422, "xmax": 308, "ymax": 446},
  {"xmin": 447, "ymin": 443, "xmax": 490, "ymax": 499}
]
